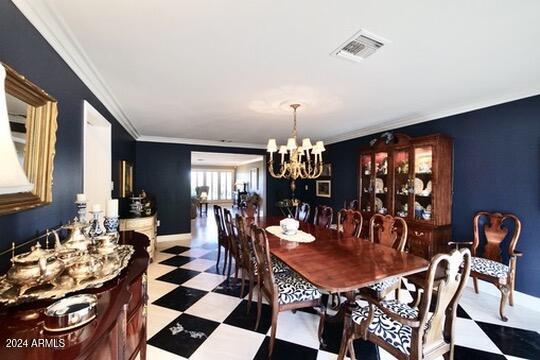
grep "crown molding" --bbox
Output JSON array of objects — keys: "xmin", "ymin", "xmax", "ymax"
[
  {"xmin": 324, "ymin": 88, "xmax": 540, "ymax": 145},
  {"xmin": 12, "ymin": 0, "xmax": 140, "ymax": 139},
  {"xmin": 138, "ymin": 135, "xmax": 267, "ymax": 149}
]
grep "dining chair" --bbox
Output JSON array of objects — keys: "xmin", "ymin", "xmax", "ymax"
[
  {"xmin": 213, "ymin": 205, "xmax": 229, "ymax": 275},
  {"xmin": 224, "ymin": 208, "xmax": 248, "ymax": 284},
  {"xmin": 251, "ymin": 225, "xmax": 325, "ymax": 358},
  {"xmin": 240, "ymin": 202, "xmax": 259, "ymax": 219},
  {"xmin": 235, "ymin": 214, "xmax": 258, "ymax": 310},
  {"xmin": 313, "ymin": 205, "xmax": 333, "ymax": 229},
  {"xmin": 344, "ymin": 199, "xmax": 360, "ymax": 211},
  {"xmin": 340, "ymin": 248, "xmax": 471, "ymax": 360},
  {"xmin": 448, "ymin": 211, "xmax": 522, "ymax": 321},
  {"xmin": 360, "ymin": 214, "xmax": 408, "ymax": 300},
  {"xmin": 295, "ymin": 202, "xmax": 311, "ymax": 222},
  {"xmin": 336, "ymin": 209, "xmax": 363, "ymax": 238}
]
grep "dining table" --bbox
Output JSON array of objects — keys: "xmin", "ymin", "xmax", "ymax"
[{"xmin": 252, "ymin": 216, "xmax": 430, "ymax": 359}]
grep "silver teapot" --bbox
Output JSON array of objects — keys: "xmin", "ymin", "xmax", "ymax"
[
  {"xmin": 63, "ymin": 220, "xmax": 92, "ymax": 251},
  {"xmin": 7, "ymin": 242, "xmax": 65, "ymax": 295},
  {"xmin": 67, "ymin": 253, "xmax": 103, "ymax": 285}
]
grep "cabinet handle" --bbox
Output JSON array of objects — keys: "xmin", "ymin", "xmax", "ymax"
[{"xmin": 414, "ymin": 231, "xmax": 424, "ymax": 237}]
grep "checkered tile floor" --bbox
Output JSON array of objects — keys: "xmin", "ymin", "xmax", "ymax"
[{"xmin": 147, "ymin": 242, "xmax": 540, "ymax": 359}]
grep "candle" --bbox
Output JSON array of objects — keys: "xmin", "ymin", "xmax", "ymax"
[
  {"xmin": 106, "ymin": 199, "xmax": 118, "ymax": 217},
  {"xmin": 92, "ymin": 204, "xmax": 101, "ymax": 212},
  {"xmin": 76, "ymin": 193, "xmax": 86, "ymax": 202}
]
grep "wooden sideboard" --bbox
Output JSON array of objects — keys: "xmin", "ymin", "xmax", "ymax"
[
  {"xmin": 120, "ymin": 214, "xmax": 157, "ymax": 261},
  {"xmin": 0, "ymin": 231, "xmax": 150, "ymax": 360},
  {"xmin": 358, "ymin": 133, "xmax": 453, "ymax": 260}
]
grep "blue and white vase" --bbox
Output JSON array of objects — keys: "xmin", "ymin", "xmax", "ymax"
[
  {"xmin": 88, "ymin": 210, "xmax": 105, "ymax": 238},
  {"xmin": 104, "ymin": 216, "xmax": 119, "ymax": 234}
]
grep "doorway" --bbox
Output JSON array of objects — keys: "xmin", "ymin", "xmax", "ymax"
[{"xmin": 83, "ymin": 101, "xmax": 112, "ymax": 214}]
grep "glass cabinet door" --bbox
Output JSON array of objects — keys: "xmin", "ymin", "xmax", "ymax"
[
  {"xmin": 393, "ymin": 149, "xmax": 410, "ymax": 218},
  {"xmin": 413, "ymin": 146, "xmax": 433, "ymax": 221},
  {"xmin": 374, "ymin": 152, "xmax": 389, "ymax": 214},
  {"xmin": 360, "ymin": 154, "xmax": 373, "ymax": 212}
]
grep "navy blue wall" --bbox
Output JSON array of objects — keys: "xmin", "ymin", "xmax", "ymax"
[
  {"xmin": 0, "ymin": 1, "xmax": 136, "ymax": 268},
  {"xmin": 296, "ymin": 95, "xmax": 540, "ymax": 297},
  {"xmin": 135, "ymin": 142, "xmax": 289, "ymax": 235}
]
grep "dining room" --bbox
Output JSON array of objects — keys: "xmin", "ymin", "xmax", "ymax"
[{"xmin": 1, "ymin": 1, "xmax": 540, "ymax": 359}]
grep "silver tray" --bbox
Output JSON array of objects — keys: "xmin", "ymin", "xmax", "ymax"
[
  {"xmin": 0, "ymin": 245, "xmax": 134, "ymax": 306},
  {"xmin": 44, "ymin": 294, "xmax": 97, "ymax": 332}
]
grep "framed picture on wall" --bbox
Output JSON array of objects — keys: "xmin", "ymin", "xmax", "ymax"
[
  {"xmin": 321, "ymin": 163, "xmax": 332, "ymax": 177},
  {"xmin": 316, "ymin": 180, "xmax": 331, "ymax": 198},
  {"xmin": 119, "ymin": 160, "xmax": 133, "ymax": 198},
  {"xmin": 250, "ymin": 168, "xmax": 259, "ymax": 190}
]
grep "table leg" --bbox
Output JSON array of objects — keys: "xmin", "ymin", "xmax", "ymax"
[{"xmin": 337, "ymin": 291, "xmax": 356, "ymax": 360}]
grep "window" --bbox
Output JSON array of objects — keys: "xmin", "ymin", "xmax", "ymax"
[{"xmin": 191, "ymin": 169, "xmax": 234, "ymax": 201}]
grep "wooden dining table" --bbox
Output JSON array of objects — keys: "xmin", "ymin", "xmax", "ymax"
[{"xmin": 252, "ymin": 216, "xmax": 430, "ymax": 359}]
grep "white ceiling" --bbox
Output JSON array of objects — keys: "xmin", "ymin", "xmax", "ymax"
[
  {"xmin": 14, "ymin": 0, "xmax": 540, "ymax": 147},
  {"xmin": 191, "ymin": 152, "xmax": 262, "ymax": 167}
]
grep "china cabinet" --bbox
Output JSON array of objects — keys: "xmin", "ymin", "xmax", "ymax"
[{"xmin": 358, "ymin": 133, "xmax": 453, "ymax": 259}]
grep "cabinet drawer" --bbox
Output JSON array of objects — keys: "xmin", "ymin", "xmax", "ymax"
[{"xmin": 407, "ymin": 229, "xmax": 433, "ymax": 260}]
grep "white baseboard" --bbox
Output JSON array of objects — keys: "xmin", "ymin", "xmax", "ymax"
[
  {"xmin": 157, "ymin": 233, "xmax": 192, "ymax": 243},
  {"xmin": 466, "ymin": 278, "xmax": 540, "ymax": 311}
]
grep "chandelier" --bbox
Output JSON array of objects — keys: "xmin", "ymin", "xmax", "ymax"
[{"xmin": 266, "ymin": 104, "xmax": 325, "ymax": 198}]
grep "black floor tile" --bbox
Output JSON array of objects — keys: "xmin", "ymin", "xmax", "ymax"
[
  {"xmin": 159, "ymin": 255, "xmax": 197, "ymax": 267},
  {"xmin": 223, "ymin": 299, "xmax": 273, "ymax": 335},
  {"xmin": 213, "ymin": 278, "xmax": 249, "ymax": 297},
  {"xmin": 156, "ymin": 268, "xmax": 200, "ymax": 285},
  {"xmin": 147, "ymin": 313, "xmax": 219, "ymax": 358},
  {"xmin": 454, "ymin": 345, "xmax": 506, "ymax": 360},
  {"xmin": 319, "ymin": 317, "xmax": 378, "ymax": 359},
  {"xmin": 254, "ymin": 337, "xmax": 319, "ymax": 360},
  {"xmin": 162, "ymin": 245, "xmax": 191, "ymax": 254},
  {"xmin": 457, "ymin": 305, "xmax": 471, "ymax": 319},
  {"xmin": 476, "ymin": 321, "xmax": 540, "ymax": 359},
  {"xmin": 153, "ymin": 286, "xmax": 207, "ymax": 311}
]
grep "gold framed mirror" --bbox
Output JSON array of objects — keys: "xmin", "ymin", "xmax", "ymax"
[{"xmin": 0, "ymin": 63, "xmax": 58, "ymax": 215}]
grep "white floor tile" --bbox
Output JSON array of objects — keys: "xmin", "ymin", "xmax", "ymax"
[
  {"xmin": 154, "ymin": 251, "xmax": 175, "ymax": 262},
  {"xmin": 378, "ymin": 348, "xmax": 398, "ymax": 360},
  {"xmin": 181, "ymin": 272, "xmax": 227, "ymax": 291},
  {"xmin": 454, "ymin": 318, "xmax": 503, "ymax": 354},
  {"xmin": 147, "ymin": 304, "xmax": 182, "ymax": 338},
  {"xmin": 271, "ymin": 310, "xmax": 321, "ymax": 349},
  {"xmin": 190, "ymin": 323, "xmax": 265, "ymax": 360},
  {"xmin": 147, "ymin": 344, "xmax": 188, "ymax": 360},
  {"xmin": 180, "ymin": 258, "xmax": 216, "ymax": 272},
  {"xmin": 180, "ymin": 248, "xmax": 212, "ymax": 258},
  {"xmin": 185, "ymin": 292, "xmax": 242, "ymax": 322},
  {"xmin": 148, "ymin": 279, "xmax": 179, "ymax": 302}
]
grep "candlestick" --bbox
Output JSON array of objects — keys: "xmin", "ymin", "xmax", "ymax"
[
  {"xmin": 75, "ymin": 196, "xmax": 88, "ymax": 224},
  {"xmin": 88, "ymin": 209, "xmax": 105, "ymax": 238},
  {"xmin": 92, "ymin": 204, "xmax": 101, "ymax": 213},
  {"xmin": 106, "ymin": 199, "xmax": 118, "ymax": 217},
  {"xmin": 76, "ymin": 193, "xmax": 86, "ymax": 202}
]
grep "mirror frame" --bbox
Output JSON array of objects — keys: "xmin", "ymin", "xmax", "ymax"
[{"xmin": 0, "ymin": 63, "xmax": 58, "ymax": 216}]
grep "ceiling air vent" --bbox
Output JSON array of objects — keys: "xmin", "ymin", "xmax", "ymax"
[{"xmin": 331, "ymin": 29, "xmax": 388, "ymax": 63}]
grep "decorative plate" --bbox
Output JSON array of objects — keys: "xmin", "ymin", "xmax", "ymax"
[
  {"xmin": 375, "ymin": 197, "xmax": 383, "ymax": 211},
  {"xmin": 375, "ymin": 178, "xmax": 384, "ymax": 193},
  {"xmin": 414, "ymin": 178, "xmax": 424, "ymax": 194}
]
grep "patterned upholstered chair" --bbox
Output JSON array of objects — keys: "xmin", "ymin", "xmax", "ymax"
[
  {"xmin": 251, "ymin": 225, "xmax": 325, "ymax": 358},
  {"xmin": 336, "ymin": 209, "xmax": 363, "ymax": 238},
  {"xmin": 340, "ymin": 248, "xmax": 471, "ymax": 360},
  {"xmin": 213, "ymin": 205, "xmax": 229, "ymax": 275},
  {"xmin": 313, "ymin": 205, "xmax": 333, "ymax": 229},
  {"xmin": 295, "ymin": 202, "xmax": 311, "ymax": 222},
  {"xmin": 359, "ymin": 214, "xmax": 408, "ymax": 300},
  {"xmin": 223, "ymin": 208, "xmax": 242, "ymax": 283},
  {"xmin": 449, "ymin": 211, "xmax": 522, "ymax": 321}
]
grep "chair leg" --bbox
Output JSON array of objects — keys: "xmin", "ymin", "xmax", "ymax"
[
  {"xmin": 222, "ymin": 248, "xmax": 229, "ymax": 275},
  {"xmin": 216, "ymin": 245, "xmax": 221, "ymax": 272},
  {"xmin": 226, "ymin": 252, "xmax": 233, "ymax": 280},
  {"xmin": 509, "ymin": 272, "xmax": 516, "ymax": 307},
  {"xmin": 247, "ymin": 273, "xmax": 256, "ymax": 313},
  {"xmin": 473, "ymin": 276, "xmax": 479, "ymax": 294},
  {"xmin": 347, "ymin": 338, "xmax": 356, "ymax": 360},
  {"xmin": 317, "ymin": 304, "xmax": 326, "ymax": 348},
  {"xmin": 498, "ymin": 285, "xmax": 510, "ymax": 322},
  {"xmin": 255, "ymin": 285, "xmax": 263, "ymax": 331},
  {"xmin": 268, "ymin": 308, "xmax": 279, "ymax": 358},
  {"xmin": 240, "ymin": 267, "xmax": 246, "ymax": 299}
]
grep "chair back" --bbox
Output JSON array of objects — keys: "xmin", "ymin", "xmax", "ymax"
[
  {"xmin": 235, "ymin": 214, "xmax": 253, "ymax": 271},
  {"xmin": 223, "ymin": 208, "xmax": 240, "ymax": 259},
  {"xmin": 213, "ymin": 205, "xmax": 228, "ymax": 247},
  {"xmin": 337, "ymin": 209, "xmax": 363, "ymax": 238},
  {"xmin": 368, "ymin": 214, "xmax": 407, "ymax": 251},
  {"xmin": 241, "ymin": 202, "xmax": 259, "ymax": 219},
  {"xmin": 295, "ymin": 202, "xmax": 310, "ymax": 222},
  {"xmin": 314, "ymin": 205, "xmax": 333, "ymax": 229},
  {"xmin": 413, "ymin": 248, "xmax": 471, "ymax": 357},
  {"xmin": 472, "ymin": 211, "xmax": 521, "ymax": 263},
  {"xmin": 344, "ymin": 199, "xmax": 360, "ymax": 211},
  {"xmin": 251, "ymin": 225, "xmax": 277, "ymax": 299}
]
